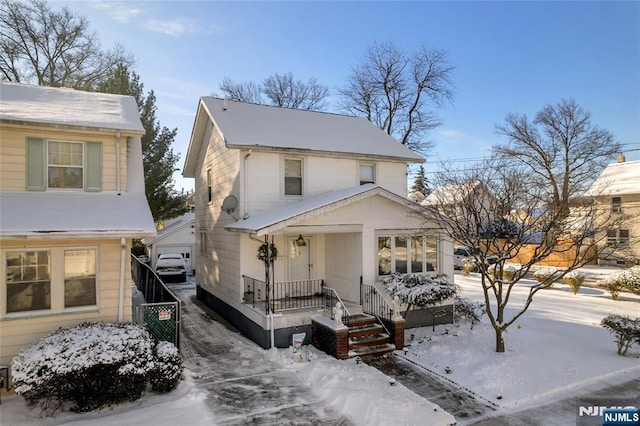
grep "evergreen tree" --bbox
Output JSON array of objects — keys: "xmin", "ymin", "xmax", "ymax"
[
  {"xmin": 411, "ymin": 165, "xmax": 430, "ymax": 195},
  {"xmin": 97, "ymin": 64, "xmax": 186, "ymax": 222}
]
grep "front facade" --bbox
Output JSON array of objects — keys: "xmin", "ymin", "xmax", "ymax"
[
  {"xmin": 183, "ymin": 98, "xmax": 453, "ymax": 349},
  {"xmin": 0, "ymin": 82, "xmax": 156, "ymax": 366},
  {"xmin": 586, "ymin": 157, "xmax": 640, "ymax": 266}
]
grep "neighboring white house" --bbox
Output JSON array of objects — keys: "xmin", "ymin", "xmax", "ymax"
[
  {"xmin": 585, "ymin": 156, "xmax": 640, "ymax": 266},
  {"xmin": 0, "ymin": 82, "xmax": 156, "ymax": 366},
  {"xmin": 142, "ymin": 212, "xmax": 196, "ymax": 273},
  {"xmin": 182, "ymin": 98, "xmax": 453, "ymax": 349}
]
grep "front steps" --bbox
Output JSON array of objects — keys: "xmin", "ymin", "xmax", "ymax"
[{"xmin": 347, "ymin": 314, "xmax": 395, "ymax": 360}]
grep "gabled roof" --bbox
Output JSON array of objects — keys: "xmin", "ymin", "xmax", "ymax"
[
  {"xmin": 584, "ymin": 160, "xmax": 640, "ymax": 197},
  {"xmin": 422, "ymin": 181, "xmax": 484, "ymax": 206},
  {"xmin": 225, "ymin": 184, "xmax": 423, "ymax": 236},
  {"xmin": 183, "ymin": 98, "xmax": 424, "ymax": 176},
  {"xmin": 0, "ymin": 82, "xmax": 144, "ymax": 134},
  {"xmin": 142, "ymin": 213, "xmax": 195, "ymax": 245}
]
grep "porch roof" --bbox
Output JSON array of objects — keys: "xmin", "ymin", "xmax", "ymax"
[{"xmin": 225, "ymin": 184, "xmax": 424, "ymax": 236}]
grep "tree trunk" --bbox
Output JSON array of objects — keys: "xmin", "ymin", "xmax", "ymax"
[{"xmin": 495, "ymin": 328, "xmax": 505, "ymax": 353}]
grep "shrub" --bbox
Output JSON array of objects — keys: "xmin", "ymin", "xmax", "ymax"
[
  {"xmin": 617, "ymin": 266, "xmax": 640, "ymax": 296},
  {"xmin": 488, "ymin": 264, "xmax": 517, "ymax": 282},
  {"xmin": 384, "ymin": 273, "xmax": 459, "ymax": 308},
  {"xmin": 462, "ymin": 258, "xmax": 474, "ymax": 276},
  {"xmin": 601, "ymin": 314, "xmax": 640, "ymax": 356},
  {"xmin": 597, "ymin": 277, "xmax": 622, "ymax": 300},
  {"xmin": 533, "ymin": 267, "xmax": 556, "ymax": 288},
  {"xmin": 454, "ymin": 296, "xmax": 486, "ymax": 329},
  {"xmin": 149, "ymin": 341, "xmax": 184, "ymax": 393},
  {"xmin": 563, "ymin": 270, "xmax": 585, "ymax": 295},
  {"xmin": 11, "ymin": 322, "xmax": 182, "ymax": 415}
]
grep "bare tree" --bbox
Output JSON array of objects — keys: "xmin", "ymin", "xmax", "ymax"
[
  {"xmin": 422, "ymin": 158, "xmax": 623, "ymax": 352},
  {"xmin": 494, "ymin": 99, "xmax": 620, "ymax": 219},
  {"xmin": 219, "ymin": 78, "xmax": 263, "ymax": 104},
  {"xmin": 339, "ymin": 41, "xmax": 454, "ymax": 155},
  {"xmin": 0, "ymin": 0, "xmax": 133, "ymax": 89},
  {"xmin": 218, "ymin": 72, "xmax": 329, "ymax": 110}
]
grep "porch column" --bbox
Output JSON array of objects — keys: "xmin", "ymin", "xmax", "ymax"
[{"xmin": 361, "ymin": 226, "xmax": 376, "ymax": 285}]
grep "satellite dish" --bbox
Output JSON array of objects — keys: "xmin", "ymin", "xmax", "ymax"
[{"xmin": 221, "ymin": 195, "xmax": 238, "ymax": 214}]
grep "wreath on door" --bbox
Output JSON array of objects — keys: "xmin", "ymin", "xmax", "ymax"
[{"xmin": 257, "ymin": 242, "xmax": 278, "ymax": 264}]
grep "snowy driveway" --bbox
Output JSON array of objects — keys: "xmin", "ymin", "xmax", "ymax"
[{"xmin": 170, "ymin": 279, "xmax": 353, "ymax": 425}]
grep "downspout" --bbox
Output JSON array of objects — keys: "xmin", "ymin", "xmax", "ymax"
[
  {"xmin": 116, "ymin": 132, "xmax": 122, "ymax": 195},
  {"xmin": 118, "ymin": 237, "xmax": 126, "ymax": 322},
  {"xmin": 243, "ymin": 150, "xmax": 252, "ymax": 219}
]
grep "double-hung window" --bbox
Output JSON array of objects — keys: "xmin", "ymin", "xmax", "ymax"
[
  {"xmin": 48, "ymin": 141, "xmax": 83, "ymax": 189},
  {"xmin": 26, "ymin": 138, "xmax": 102, "ymax": 192},
  {"xmin": 6, "ymin": 251, "xmax": 51, "ymax": 313},
  {"xmin": 64, "ymin": 249, "xmax": 97, "ymax": 308},
  {"xmin": 284, "ymin": 158, "xmax": 303, "ymax": 196},
  {"xmin": 611, "ymin": 197, "xmax": 622, "ymax": 214}
]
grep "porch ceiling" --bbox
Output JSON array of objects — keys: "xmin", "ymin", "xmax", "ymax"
[{"xmin": 225, "ymin": 184, "xmax": 423, "ymax": 236}]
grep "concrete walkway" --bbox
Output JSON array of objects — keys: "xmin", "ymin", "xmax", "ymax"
[{"xmin": 164, "ymin": 279, "xmax": 353, "ymax": 425}]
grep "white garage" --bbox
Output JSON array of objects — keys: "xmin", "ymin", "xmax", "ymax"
[{"xmin": 143, "ymin": 213, "xmax": 196, "ymax": 274}]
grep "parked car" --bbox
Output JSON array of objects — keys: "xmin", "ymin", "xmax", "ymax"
[
  {"xmin": 155, "ymin": 253, "xmax": 187, "ymax": 282},
  {"xmin": 453, "ymin": 246, "xmax": 498, "ymax": 270}
]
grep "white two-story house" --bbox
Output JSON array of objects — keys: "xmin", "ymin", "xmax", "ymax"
[{"xmin": 183, "ymin": 98, "xmax": 453, "ymax": 350}]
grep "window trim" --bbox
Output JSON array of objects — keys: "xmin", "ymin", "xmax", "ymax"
[
  {"xmin": 611, "ymin": 196, "xmax": 622, "ymax": 214},
  {"xmin": 282, "ymin": 157, "xmax": 304, "ymax": 198},
  {"xmin": 206, "ymin": 168, "xmax": 212, "ymax": 204},
  {"xmin": 377, "ymin": 232, "xmax": 438, "ymax": 279},
  {"xmin": 3, "ymin": 246, "xmax": 99, "ymax": 318},
  {"xmin": 47, "ymin": 140, "xmax": 85, "ymax": 191},
  {"xmin": 359, "ymin": 163, "xmax": 376, "ymax": 185}
]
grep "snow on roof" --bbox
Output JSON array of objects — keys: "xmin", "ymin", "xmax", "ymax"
[
  {"xmin": 184, "ymin": 98, "xmax": 424, "ymax": 175},
  {"xmin": 142, "ymin": 213, "xmax": 195, "ymax": 245},
  {"xmin": 584, "ymin": 160, "xmax": 640, "ymax": 196},
  {"xmin": 422, "ymin": 181, "xmax": 482, "ymax": 206},
  {"xmin": 0, "ymin": 82, "xmax": 144, "ymax": 133},
  {"xmin": 0, "ymin": 191, "xmax": 157, "ymax": 239},
  {"xmin": 226, "ymin": 184, "xmax": 421, "ymax": 235}
]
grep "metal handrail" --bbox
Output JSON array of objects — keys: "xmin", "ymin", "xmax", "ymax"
[
  {"xmin": 322, "ymin": 286, "xmax": 352, "ymax": 326},
  {"xmin": 242, "ymin": 275, "xmax": 325, "ymax": 312},
  {"xmin": 360, "ymin": 283, "xmax": 394, "ymax": 329}
]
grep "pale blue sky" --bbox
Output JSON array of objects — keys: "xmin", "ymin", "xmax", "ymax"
[{"xmin": 59, "ymin": 1, "xmax": 640, "ymax": 192}]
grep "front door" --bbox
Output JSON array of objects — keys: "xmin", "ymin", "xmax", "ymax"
[{"xmin": 288, "ymin": 236, "xmax": 311, "ymax": 281}]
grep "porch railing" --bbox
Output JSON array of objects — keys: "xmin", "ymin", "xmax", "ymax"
[
  {"xmin": 242, "ymin": 275, "xmax": 325, "ymax": 312},
  {"xmin": 322, "ymin": 287, "xmax": 352, "ymax": 327},
  {"xmin": 360, "ymin": 283, "xmax": 393, "ymax": 324}
]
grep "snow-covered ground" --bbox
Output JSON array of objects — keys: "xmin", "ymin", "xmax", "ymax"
[{"xmin": 1, "ymin": 270, "xmax": 638, "ymax": 425}]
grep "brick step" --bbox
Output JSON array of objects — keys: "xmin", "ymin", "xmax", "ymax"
[
  {"xmin": 348, "ymin": 323, "xmax": 384, "ymax": 339},
  {"xmin": 346, "ymin": 313, "xmax": 378, "ymax": 328},
  {"xmin": 349, "ymin": 333, "xmax": 391, "ymax": 350},
  {"xmin": 349, "ymin": 343, "xmax": 396, "ymax": 360}
]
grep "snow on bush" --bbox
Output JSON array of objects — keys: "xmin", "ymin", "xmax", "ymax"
[
  {"xmin": 601, "ymin": 314, "xmax": 640, "ymax": 356},
  {"xmin": 616, "ymin": 266, "xmax": 640, "ymax": 295},
  {"xmin": 488, "ymin": 264, "xmax": 517, "ymax": 281},
  {"xmin": 563, "ymin": 270, "xmax": 585, "ymax": 295},
  {"xmin": 383, "ymin": 273, "xmax": 459, "ymax": 308},
  {"xmin": 11, "ymin": 322, "xmax": 182, "ymax": 414},
  {"xmin": 149, "ymin": 341, "xmax": 184, "ymax": 393},
  {"xmin": 453, "ymin": 296, "xmax": 486, "ymax": 328},
  {"xmin": 532, "ymin": 267, "xmax": 556, "ymax": 287},
  {"xmin": 597, "ymin": 276, "xmax": 623, "ymax": 300}
]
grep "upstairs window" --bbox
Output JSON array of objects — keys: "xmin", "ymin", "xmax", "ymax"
[
  {"xmin": 611, "ymin": 197, "xmax": 622, "ymax": 214},
  {"xmin": 207, "ymin": 169, "xmax": 212, "ymax": 203},
  {"xmin": 48, "ymin": 141, "xmax": 83, "ymax": 189},
  {"xmin": 359, "ymin": 164, "xmax": 375, "ymax": 185},
  {"xmin": 26, "ymin": 138, "xmax": 102, "ymax": 192},
  {"xmin": 284, "ymin": 159, "xmax": 303, "ymax": 196}
]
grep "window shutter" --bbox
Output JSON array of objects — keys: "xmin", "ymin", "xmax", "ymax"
[
  {"xmin": 26, "ymin": 138, "xmax": 45, "ymax": 191},
  {"xmin": 85, "ymin": 142, "xmax": 102, "ymax": 192}
]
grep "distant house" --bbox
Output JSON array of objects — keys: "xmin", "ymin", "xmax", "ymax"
[
  {"xmin": 585, "ymin": 156, "xmax": 640, "ymax": 266},
  {"xmin": 143, "ymin": 212, "xmax": 196, "ymax": 273},
  {"xmin": 183, "ymin": 98, "xmax": 454, "ymax": 356},
  {"xmin": 0, "ymin": 82, "xmax": 156, "ymax": 366}
]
